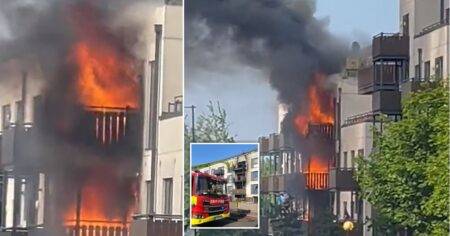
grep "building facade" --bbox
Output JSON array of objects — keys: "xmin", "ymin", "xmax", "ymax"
[
  {"xmin": 193, "ymin": 149, "xmax": 259, "ymax": 203},
  {"xmin": 400, "ymin": 0, "xmax": 449, "ymax": 94},
  {"xmin": 131, "ymin": 3, "xmax": 183, "ymax": 236}
]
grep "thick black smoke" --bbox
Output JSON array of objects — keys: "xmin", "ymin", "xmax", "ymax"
[{"xmin": 186, "ymin": 0, "xmax": 348, "ymax": 135}]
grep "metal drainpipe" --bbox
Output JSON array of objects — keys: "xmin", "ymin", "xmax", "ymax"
[{"xmin": 149, "ymin": 24, "xmax": 162, "ymax": 216}]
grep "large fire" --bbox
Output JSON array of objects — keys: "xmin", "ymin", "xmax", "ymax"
[
  {"xmin": 62, "ymin": 2, "xmax": 139, "ymax": 232},
  {"xmin": 69, "ymin": 3, "xmax": 139, "ymax": 108},
  {"xmin": 294, "ymin": 73, "xmax": 334, "ymax": 136},
  {"xmin": 293, "ymin": 73, "xmax": 334, "ymax": 190},
  {"xmin": 64, "ymin": 164, "xmax": 136, "ymax": 229},
  {"xmin": 305, "ymin": 155, "xmax": 329, "ymax": 190}
]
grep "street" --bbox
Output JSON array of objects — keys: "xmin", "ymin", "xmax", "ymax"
[{"xmin": 197, "ymin": 201, "xmax": 258, "ymax": 228}]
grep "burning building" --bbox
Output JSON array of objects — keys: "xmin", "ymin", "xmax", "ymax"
[
  {"xmin": 259, "ymin": 74, "xmax": 336, "ymax": 234},
  {"xmin": 0, "ymin": 1, "xmax": 182, "ymax": 236}
]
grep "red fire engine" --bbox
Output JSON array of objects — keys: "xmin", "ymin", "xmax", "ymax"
[{"xmin": 191, "ymin": 170, "xmax": 230, "ymax": 225}]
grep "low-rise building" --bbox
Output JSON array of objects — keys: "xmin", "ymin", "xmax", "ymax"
[{"xmin": 193, "ymin": 149, "xmax": 259, "ymax": 203}]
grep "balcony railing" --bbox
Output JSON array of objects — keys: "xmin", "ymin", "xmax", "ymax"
[
  {"xmin": 329, "ymin": 168, "xmax": 358, "ymax": 190},
  {"xmin": 415, "ymin": 18, "xmax": 450, "ymax": 38},
  {"xmin": 65, "ymin": 222, "xmax": 129, "ymax": 236},
  {"xmin": 131, "ymin": 214, "xmax": 182, "ymax": 236},
  {"xmin": 372, "ymin": 33, "xmax": 409, "ymax": 59},
  {"xmin": 305, "ymin": 172, "xmax": 328, "ymax": 190},
  {"xmin": 260, "ymin": 173, "xmax": 306, "ymax": 194}
]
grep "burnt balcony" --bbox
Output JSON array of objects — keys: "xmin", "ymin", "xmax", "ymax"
[
  {"xmin": 329, "ymin": 168, "xmax": 358, "ymax": 191},
  {"xmin": 261, "ymin": 173, "xmax": 305, "ymax": 194},
  {"xmin": 307, "ymin": 124, "xmax": 333, "ymax": 139},
  {"xmin": 372, "ymin": 33, "xmax": 409, "ymax": 60}
]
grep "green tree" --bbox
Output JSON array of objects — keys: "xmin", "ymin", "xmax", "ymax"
[{"xmin": 356, "ymin": 81, "xmax": 449, "ymax": 235}]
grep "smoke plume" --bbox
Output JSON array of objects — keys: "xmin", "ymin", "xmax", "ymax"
[{"xmin": 186, "ymin": 0, "xmax": 348, "ymax": 138}]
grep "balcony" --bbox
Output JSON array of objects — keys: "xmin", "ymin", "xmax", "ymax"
[
  {"xmin": 258, "ymin": 137, "xmax": 269, "ymax": 153},
  {"xmin": 233, "ymin": 162, "xmax": 247, "ymax": 172},
  {"xmin": 260, "ymin": 173, "xmax": 305, "ymax": 194},
  {"xmin": 415, "ymin": 18, "xmax": 450, "ymax": 38},
  {"xmin": 234, "ymin": 176, "xmax": 246, "ymax": 183},
  {"xmin": 130, "ymin": 214, "xmax": 182, "ymax": 236},
  {"xmin": 372, "ymin": 90, "xmax": 401, "ymax": 114},
  {"xmin": 268, "ymin": 133, "xmax": 279, "ymax": 151},
  {"xmin": 305, "ymin": 172, "xmax": 328, "ymax": 190},
  {"xmin": 329, "ymin": 168, "xmax": 358, "ymax": 190},
  {"xmin": 358, "ymin": 61, "xmax": 407, "ymax": 95},
  {"xmin": 0, "ymin": 126, "xmax": 42, "ymax": 170},
  {"xmin": 0, "ymin": 127, "xmax": 15, "ymax": 167},
  {"xmin": 372, "ymin": 33, "xmax": 409, "ymax": 60}
]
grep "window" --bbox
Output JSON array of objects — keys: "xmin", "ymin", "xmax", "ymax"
[
  {"xmin": 36, "ymin": 173, "xmax": 45, "ymax": 225},
  {"xmin": 435, "ymin": 57, "xmax": 444, "ymax": 79},
  {"xmin": 251, "ymin": 158, "xmax": 258, "ymax": 169},
  {"xmin": 343, "ymin": 201, "xmax": 349, "ymax": 218},
  {"xmin": 415, "ymin": 65, "xmax": 421, "ymax": 80},
  {"xmin": 446, "ymin": 8, "xmax": 450, "ymax": 23},
  {"xmin": 2, "ymin": 104, "xmax": 11, "ymax": 130},
  {"xmin": 358, "ymin": 149, "xmax": 364, "ymax": 158},
  {"xmin": 251, "ymin": 171, "xmax": 258, "ymax": 181},
  {"xmin": 440, "ymin": 0, "xmax": 445, "ymax": 21},
  {"xmin": 343, "ymin": 152, "xmax": 348, "ymax": 169},
  {"xmin": 163, "ymin": 178, "xmax": 173, "ymax": 215},
  {"xmin": 424, "ymin": 61, "xmax": 430, "ymax": 79},
  {"xmin": 251, "ymin": 184, "xmax": 258, "ymax": 195},
  {"xmin": 402, "ymin": 14, "xmax": 409, "ymax": 36},
  {"xmin": 350, "ymin": 150, "xmax": 355, "ymax": 169}
]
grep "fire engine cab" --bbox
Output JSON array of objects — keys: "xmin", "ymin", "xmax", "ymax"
[{"xmin": 191, "ymin": 170, "xmax": 230, "ymax": 225}]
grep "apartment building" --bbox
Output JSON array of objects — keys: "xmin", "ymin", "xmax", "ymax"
[
  {"xmin": 193, "ymin": 149, "xmax": 259, "ymax": 203},
  {"xmin": 400, "ymin": 0, "xmax": 449, "ymax": 94}
]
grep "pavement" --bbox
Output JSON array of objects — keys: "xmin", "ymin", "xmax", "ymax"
[{"xmin": 195, "ymin": 200, "xmax": 259, "ymax": 228}]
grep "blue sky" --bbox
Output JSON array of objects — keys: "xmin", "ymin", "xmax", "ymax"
[
  {"xmin": 191, "ymin": 143, "xmax": 258, "ymax": 166},
  {"xmin": 316, "ymin": 0, "xmax": 399, "ymax": 45}
]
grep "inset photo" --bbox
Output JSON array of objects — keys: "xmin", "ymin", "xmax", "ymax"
[{"xmin": 190, "ymin": 143, "xmax": 260, "ymax": 229}]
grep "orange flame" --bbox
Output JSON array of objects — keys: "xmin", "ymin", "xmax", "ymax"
[
  {"xmin": 69, "ymin": 3, "xmax": 139, "ymax": 108},
  {"xmin": 308, "ymin": 155, "xmax": 329, "ymax": 173},
  {"xmin": 64, "ymin": 166, "xmax": 135, "ymax": 228},
  {"xmin": 305, "ymin": 155, "xmax": 329, "ymax": 190},
  {"xmin": 294, "ymin": 73, "xmax": 334, "ymax": 136}
]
